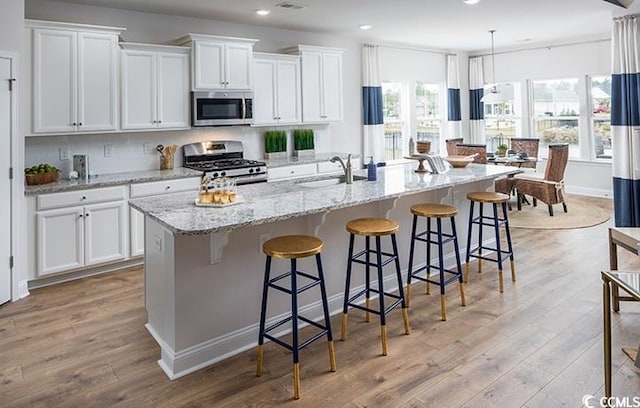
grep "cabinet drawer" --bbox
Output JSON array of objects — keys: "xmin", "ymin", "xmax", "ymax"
[
  {"xmin": 267, "ymin": 163, "xmax": 317, "ymax": 181},
  {"xmin": 130, "ymin": 177, "xmax": 200, "ymax": 198},
  {"xmin": 317, "ymin": 161, "xmax": 345, "ymax": 174},
  {"xmin": 37, "ymin": 186, "xmax": 126, "ymax": 211}
]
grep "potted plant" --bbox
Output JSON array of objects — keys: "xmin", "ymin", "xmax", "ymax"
[
  {"xmin": 496, "ymin": 143, "xmax": 508, "ymax": 157},
  {"xmin": 264, "ymin": 130, "xmax": 288, "ymax": 159},
  {"xmin": 293, "ymin": 129, "xmax": 315, "ymax": 157}
]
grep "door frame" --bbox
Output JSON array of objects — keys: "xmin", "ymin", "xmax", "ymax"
[{"xmin": 1, "ymin": 51, "xmax": 23, "ymax": 302}]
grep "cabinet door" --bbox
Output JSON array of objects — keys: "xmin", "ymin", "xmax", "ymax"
[
  {"xmin": 321, "ymin": 52, "xmax": 343, "ymax": 122},
  {"xmin": 85, "ymin": 202, "xmax": 126, "ymax": 266},
  {"xmin": 121, "ymin": 50, "xmax": 157, "ymax": 130},
  {"xmin": 276, "ymin": 59, "xmax": 301, "ymax": 124},
  {"xmin": 225, "ymin": 43, "xmax": 253, "ymax": 90},
  {"xmin": 194, "ymin": 41, "xmax": 224, "ymax": 90},
  {"xmin": 157, "ymin": 52, "xmax": 190, "ymax": 129},
  {"xmin": 37, "ymin": 207, "xmax": 84, "ymax": 276},
  {"xmin": 252, "ymin": 58, "xmax": 277, "ymax": 125},
  {"xmin": 130, "ymin": 207, "xmax": 145, "ymax": 257},
  {"xmin": 300, "ymin": 50, "xmax": 324, "ymax": 123},
  {"xmin": 32, "ymin": 29, "xmax": 77, "ymax": 133},
  {"xmin": 77, "ymin": 32, "xmax": 119, "ymax": 132}
]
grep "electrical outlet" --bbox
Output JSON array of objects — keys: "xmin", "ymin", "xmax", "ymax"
[
  {"xmin": 143, "ymin": 143, "xmax": 154, "ymax": 155},
  {"xmin": 59, "ymin": 146, "xmax": 69, "ymax": 161},
  {"xmin": 259, "ymin": 233, "xmax": 271, "ymax": 253},
  {"xmin": 104, "ymin": 144, "xmax": 113, "ymax": 158}
]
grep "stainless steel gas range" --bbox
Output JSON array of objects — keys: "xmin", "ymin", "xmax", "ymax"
[{"xmin": 182, "ymin": 141, "xmax": 268, "ymax": 185}]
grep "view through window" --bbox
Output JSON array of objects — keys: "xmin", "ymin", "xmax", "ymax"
[
  {"xmin": 416, "ymin": 82, "xmax": 441, "ymax": 154},
  {"xmin": 382, "ymin": 81, "xmax": 404, "ymax": 161},
  {"xmin": 483, "ymin": 82, "xmax": 522, "ymax": 153},
  {"xmin": 591, "ymin": 75, "xmax": 612, "ymax": 159}
]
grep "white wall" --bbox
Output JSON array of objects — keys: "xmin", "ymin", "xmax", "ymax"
[
  {"xmin": 24, "ymin": 0, "xmax": 363, "ymax": 174},
  {"xmin": 0, "ymin": 0, "xmax": 24, "ymax": 53}
]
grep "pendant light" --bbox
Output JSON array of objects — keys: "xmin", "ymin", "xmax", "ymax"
[{"xmin": 480, "ymin": 30, "xmax": 507, "ymax": 103}]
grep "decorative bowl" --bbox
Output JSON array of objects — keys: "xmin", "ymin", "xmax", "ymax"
[
  {"xmin": 25, "ymin": 170, "xmax": 60, "ymax": 185},
  {"xmin": 416, "ymin": 141, "xmax": 431, "ymax": 154},
  {"xmin": 445, "ymin": 156, "xmax": 474, "ymax": 168}
]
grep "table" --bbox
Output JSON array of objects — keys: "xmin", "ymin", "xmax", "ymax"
[
  {"xmin": 488, "ymin": 156, "xmax": 538, "ymax": 168},
  {"xmin": 608, "ymin": 227, "xmax": 640, "ymax": 311},
  {"xmin": 601, "ymin": 271, "xmax": 640, "ymax": 398}
]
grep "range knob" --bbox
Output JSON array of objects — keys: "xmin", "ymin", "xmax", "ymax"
[
  {"xmin": 221, "ymin": 171, "xmax": 227, "ymax": 177},
  {"xmin": 212, "ymin": 172, "xmax": 219, "ymax": 178},
  {"xmin": 255, "ymin": 167, "xmax": 262, "ymax": 173},
  {"xmin": 248, "ymin": 168, "xmax": 254, "ymax": 173}
]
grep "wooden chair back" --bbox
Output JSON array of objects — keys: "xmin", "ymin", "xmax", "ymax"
[
  {"xmin": 509, "ymin": 138, "xmax": 539, "ymax": 169},
  {"xmin": 455, "ymin": 144, "xmax": 487, "ymax": 164},
  {"xmin": 544, "ymin": 144, "xmax": 569, "ymax": 183},
  {"xmin": 445, "ymin": 138, "xmax": 463, "ymax": 156}
]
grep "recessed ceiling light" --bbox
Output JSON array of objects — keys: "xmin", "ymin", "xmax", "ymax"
[
  {"xmin": 463, "ymin": 0, "xmax": 481, "ymax": 4},
  {"xmin": 255, "ymin": 9, "xmax": 271, "ymax": 16},
  {"xmin": 359, "ymin": 24, "xmax": 373, "ymax": 30}
]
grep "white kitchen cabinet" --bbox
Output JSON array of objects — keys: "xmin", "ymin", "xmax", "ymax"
[
  {"xmin": 121, "ymin": 43, "xmax": 190, "ymax": 130},
  {"xmin": 129, "ymin": 177, "xmax": 201, "ymax": 257},
  {"xmin": 253, "ymin": 53, "xmax": 301, "ymax": 126},
  {"xmin": 288, "ymin": 45, "xmax": 344, "ymax": 123},
  {"xmin": 29, "ymin": 20, "xmax": 124, "ymax": 134},
  {"xmin": 36, "ymin": 187, "xmax": 127, "ymax": 276},
  {"xmin": 267, "ymin": 163, "xmax": 317, "ymax": 181},
  {"xmin": 177, "ymin": 34, "xmax": 258, "ymax": 91}
]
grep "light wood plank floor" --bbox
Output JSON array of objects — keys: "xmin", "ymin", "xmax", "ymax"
[{"xmin": 2, "ymin": 199, "xmax": 639, "ymax": 407}]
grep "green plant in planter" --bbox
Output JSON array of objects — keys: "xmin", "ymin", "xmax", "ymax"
[
  {"xmin": 496, "ymin": 143, "xmax": 509, "ymax": 156},
  {"xmin": 264, "ymin": 130, "xmax": 287, "ymax": 153},
  {"xmin": 294, "ymin": 129, "xmax": 314, "ymax": 151}
]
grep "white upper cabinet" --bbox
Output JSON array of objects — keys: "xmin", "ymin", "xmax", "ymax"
[
  {"xmin": 288, "ymin": 45, "xmax": 344, "ymax": 123},
  {"xmin": 121, "ymin": 43, "xmax": 190, "ymax": 130},
  {"xmin": 253, "ymin": 53, "xmax": 301, "ymax": 126},
  {"xmin": 29, "ymin": 20, "xmax": 124, "ymax": 134},
  {"xmin": 177, "ymin": 34, "xmax": 258, "ymax": 91}
]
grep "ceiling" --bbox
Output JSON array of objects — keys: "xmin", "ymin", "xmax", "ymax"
[{"xmin": 42, "ymin": 0, "xmax": 639, "ymax": 52}]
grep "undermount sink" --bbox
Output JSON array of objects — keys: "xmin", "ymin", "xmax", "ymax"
[{"xmin": 297, "ymin": 175, "xmax": 367, "ymax": 188}]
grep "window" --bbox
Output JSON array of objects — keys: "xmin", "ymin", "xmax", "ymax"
[
  {"xmin": 382, "ymin": 81, "xmax": 405, "ymax": 161},
  {"xmin": 591, "ymin": 75, "xmax": 612, "ymax": 159},
  {"xmin": 531, "ymin": 78, "xmax": 581, "ymax": 157},
  {"xmin": 483, "ymin": 82, "xmax": 522, "ymax": 152},
  {"xmin": 415, "ymin": 82, "xmax": 442, "ymax": 154}
]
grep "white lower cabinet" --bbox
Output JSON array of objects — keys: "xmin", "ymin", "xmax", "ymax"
[
  {"xmin": 37, "ymin": 200, "xmax": 126, "ymax": 276},
  {"xmin": 267, "ymin": 163, "xmax": 317, "ymax": 181}
]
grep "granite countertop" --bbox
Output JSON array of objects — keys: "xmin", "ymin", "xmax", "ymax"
[
  {"xmin": 263, "ymin": 152, "xmax": 359, "ymax": 168},
  {"xmin": 25, "ymin": 167, "xmax": 202, "ymax": 195},
  {"xmin": 129, "ymin": 163, "xmax": 519, "ymax": 236}
]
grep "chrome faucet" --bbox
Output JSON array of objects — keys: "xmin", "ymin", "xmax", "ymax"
[{"xmin": 330, "ymin": 154, "xmax": 353, "ymax": 184}]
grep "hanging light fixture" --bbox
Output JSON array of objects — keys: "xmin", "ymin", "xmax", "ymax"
[
  {"xmin": 480, "ymin": 29, "xmax": 507, "ymax": 104},
  {"xmin": 463, "ymin": 0, "xmax": 481, "ymax": 4}
]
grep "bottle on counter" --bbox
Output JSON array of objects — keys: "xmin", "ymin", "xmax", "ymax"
[
  {"xmin": 409, "ymin": 137, "xmax": 415, "ymax": 156},
  {"xmin": 367, "ymin": 156, "xmax": 377, "ymax": 181}
]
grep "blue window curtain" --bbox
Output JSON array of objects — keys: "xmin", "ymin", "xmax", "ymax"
[
  {"xmin": 447, "ymin": 54, "xmax": 461, "ymax": 141},
  {"xmin": 362, "ymin": 44, "xmax": 385, "ymax": 164},
  {"xmin": 469, "ymin": 56, "xmax": 486, "ymax": 144},
  {"xmin": 611, "ymin": 14, "xmax": 640, "ymax": 227}
]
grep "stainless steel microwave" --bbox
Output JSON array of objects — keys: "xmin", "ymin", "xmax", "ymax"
[{"xmin": 192, "ymin": 91, "xmax": 253, "ymax": 127}]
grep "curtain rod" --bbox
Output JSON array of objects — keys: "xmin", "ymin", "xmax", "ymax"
[
  {"xmin": 471, "ymin": 37, "xmax": 610, "ymax": 58},
  {"xmin": 614, "ymin": 12, "xmax": 640, "ymax": 21}
]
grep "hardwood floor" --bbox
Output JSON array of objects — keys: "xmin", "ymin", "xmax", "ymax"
[{"xmin": 2, "ymin": 205, "xmax": 639, "ymax": 407}]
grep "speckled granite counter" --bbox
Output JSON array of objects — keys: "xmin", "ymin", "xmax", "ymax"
[
  {"xmin": 263, "ymin": 152, "xmax": 358, "ymax": 168},
  {"xmin": 130, "ymin": 163, "xmax": 518, "ymax": 235},
  {"xmin": 24, "ymin": 167, "xmax": 202, "ymax": 195}
]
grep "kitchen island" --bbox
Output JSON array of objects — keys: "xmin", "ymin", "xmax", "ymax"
[{"xmin": 129, "ymin": 162, "xmax": 518, "ymax": 379}]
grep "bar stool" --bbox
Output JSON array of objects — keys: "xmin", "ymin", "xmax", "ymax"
[
  {"xmin": 256, "ymin": 235, "xmax": 336, "ymax": 400},
  {"xmin": 341, "ymin": 218, "xmax": 410, "ymax": 356},
  {"xmin": 406, "ymin": 203, "xmax": 466, "ymax": 321},
  {"xmin": 464, "ymin": 192, "xmax": 516, "ymax": 293}
]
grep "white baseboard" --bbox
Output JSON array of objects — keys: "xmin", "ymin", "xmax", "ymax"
[
  {"xmin": 565, "ymin": 186, "xmax": 612, "ymax": 198},
  {"xmin": 27, "ymin": 258, "xmax": 143, "ymax": 289}
]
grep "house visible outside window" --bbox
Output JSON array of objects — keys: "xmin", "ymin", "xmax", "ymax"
[
  {"xmin": 483, "ymin": 82, "xmax": 522, "ymax": 153},
  {"xmin": 590, "ymin": 75, "xmax": 612, "ymax": 159},
  {"xmin": 531, "ymin": 78, "xmax": 581, "ymax": 158},
  {"xmin": 415, "ymin": 82, "xmax": 442, "ymax": 154},
  {"xmin": 382, "ymin": 81, "xmax": 405, "ymax": 161}
]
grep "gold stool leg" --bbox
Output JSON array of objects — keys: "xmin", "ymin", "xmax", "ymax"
[
  {"xmin": 440, "ymin": 295, "xmax": 447, "ymax": 321},
  {"xmin": 464, "ymin": 263, "xmax": 470, "ymax": 283},
  {"xmin": 381, "ymin": 325, "xmax": 388, "ymax": 356},
  {"xmin": 293, "ymin": 362, "xmax": 301, "ymax": 400},
  {"xmin": 402, "ymin": 307, "xmax": 410, "ymax": 335},
  {"xmin": 406, "ymin": 284, "xmax": 412, "ymax": 307},
  {"xmin": 460, "ymin": 282, "xmax": 466, "ymax": 306},
  {"xmin": 478, "ymin": 257, "xmax": 482, "ymax": 274},
  {"xmin": 510, "ymin": 260, "xmax": 516, "ymax": 282},
  {"xmin": 426, "ymin": 275, "xmax": 431, "ymax": 295},
  {"xmin": 256, "ymin": 345, "xmax": 264, "ymax": 377},
  {"xmin": 340, "ymin": 313, "xmax": 348, "ymax": 341},
  {"xmin": 328, "ymin": 341, "xmax": 336, "ymax": 372},
  {"xmin": 498, "ymin": 269, "xmax": 504, "ymax": 293},
  {"xmin": 365, "ymin": 298, "xmax": 371, "ymax": 322}
]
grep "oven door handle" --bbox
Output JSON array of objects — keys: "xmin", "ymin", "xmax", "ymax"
[{"xmin": 241, "ymin": 98, "xmax": 246, "ymax": 120}]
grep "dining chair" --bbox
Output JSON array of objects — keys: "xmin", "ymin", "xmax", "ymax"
[
  {"xmin": 509, "ymin": 138, "xmax": 539, "ymax": 170},
  {"xmin": 445, "ymin": 138, "xmax": 463, "ymax": 156},
  {"xmin": 514, "ymin": 144, "xmax": 569, "ymax": 216},
  {"xmin": 455, "ymin": 144, "xmax": 487, "ymax": 164}
]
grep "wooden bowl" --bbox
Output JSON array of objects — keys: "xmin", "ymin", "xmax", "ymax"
[
  {"xmin": 25, "ymin": 171, "xmax": 60, "ymax": 185},
  {"xmin": 416, "ymin": 141, "xmax": 431, "ymax": 154},
  {"xmin": 445, "ymin": 156, "xmax": 474, "ymax": 168}
]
